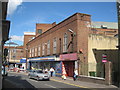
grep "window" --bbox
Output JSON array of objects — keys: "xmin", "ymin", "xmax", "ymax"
[
  {"xmin": 38, "ymin": 29, "xmax": 42, "ymax": 34},
  {"xmin": 42, "ymin": 43, "xmax": 45, "ymax": 56},
  {"xmin": 63, "ymin": 33, "xmax": 68, "ymax": 52},
  {"xmin": 53, "ymin": 38, "xmax": 57, "ymax": 54},
  {"xmin": 29, "ymin": 48, "xmax": 32, "ymax": 57},
  {"xmin": 47, "ymin": 40, "xmax": 50, "ymax": 55},
  {"xmin": 13, "ymin": 49, "xmax": 16, "ymax": 53},
  {"xmin": 32, "ymin": 47, "xmax": 34, "ymax": 57},
  {"xmin": 38, "ymin": 45, "xmax": 41, "ymax": 56},
  {"xmin": 35, "ymin": 46, "xmax": 37, "ymax": 56}
]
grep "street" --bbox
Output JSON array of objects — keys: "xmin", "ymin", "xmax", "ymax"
[{"xmin": 3, "ymin": 72, "xmax": 89, "ymax": 89}]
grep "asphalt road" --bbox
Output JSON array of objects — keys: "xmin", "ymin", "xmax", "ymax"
[{"xmin": 3, "ymin": 72, "xmax": 89, "ymax": 89}]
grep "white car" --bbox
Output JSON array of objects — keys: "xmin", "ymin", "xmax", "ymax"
[{"xmin": 28, "ymin": 70, "xmax": 50, "ymax": 81}]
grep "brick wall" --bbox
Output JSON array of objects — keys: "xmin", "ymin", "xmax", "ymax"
[
  {"xmin": 23, "ymin": 34, "xmax": 35, "ymax": 58},
  {"xmin": 27, "ymin": 13, "xmax": 91, "ymax": 59}
]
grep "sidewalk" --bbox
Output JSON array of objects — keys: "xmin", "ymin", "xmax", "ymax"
[{"xmin": 50, "ymin": 76, "xmax": 118, "ymax": 89}]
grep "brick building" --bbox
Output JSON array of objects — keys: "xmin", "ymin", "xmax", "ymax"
[
  {"xmin": 23, "ymin": 13, "xmax": 118, "ymax": 77},
  {"xmin": 23, "ymin": 32, "xmax": 35, "ymax": 58},
  {"xmin": 4, "ymin": 46, "xmax": 24, "ymax": 68}
]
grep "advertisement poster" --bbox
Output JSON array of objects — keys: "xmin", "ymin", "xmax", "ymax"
[{"xmin": 55, "ymin": 62, "xmax": 62, "ymax": 77}]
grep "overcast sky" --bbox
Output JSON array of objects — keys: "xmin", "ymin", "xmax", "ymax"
[{"xmin": 6, "ymin": 1, "xmax": 118, "ymax": 46}]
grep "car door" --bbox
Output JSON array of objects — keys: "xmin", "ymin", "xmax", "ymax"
[
  {"xmin": 29, "ymin": 70, "xmax": 32, "ymax": 77},
  {"xmin": 34, "ymin": 71, "xmax": 39, "ymax": 79},
  {"xmin": 32, "ymin": 70, "xmax": 37, "ymax": 78},
  {"xmin": 30, "ymin": 70, "xmax": 35, "ymax": 78}
]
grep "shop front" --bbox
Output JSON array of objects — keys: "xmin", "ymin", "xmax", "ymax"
[
  {"xmin": 60, "ymin": 53, "xmax": 78, "ymax": 77},
  {"xmin": 28, "ymin": 56, "xmax": 62, "ymax": 76}
]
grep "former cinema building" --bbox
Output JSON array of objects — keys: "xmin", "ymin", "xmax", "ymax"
[{"xmin": 23, "ymin": 13, "xmax": 118, "ymax": 79}]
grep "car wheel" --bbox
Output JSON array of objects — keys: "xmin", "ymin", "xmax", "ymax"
[{"xmin": 37, "ymin": 76, "xmax": 39, "ymax": 81}]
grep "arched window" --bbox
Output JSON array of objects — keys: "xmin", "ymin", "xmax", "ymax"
[
  {"xmin": 53, "ymin": 38, "xmax": 57, "ymax": 54},
  {"xmin": 42, "ymin": 43, "xmax": 45, "ymax": 56},
  {"xmin": 63, "ymin": 33, "xmax": 68, "ymax": 52},
  {"xmin": 35, "ymin": 46, "xmax": 37, "ymax": 56},
  {"xmin": 38, "ymin": 45, "xmax": 41, "ymax": 56},
  {"xmin": 32, "ymin": 47, "xmax": 34, "ymax": 57},
  {"xmin": 47, "ymin": 40, "xmax": 50, "ymax": 55},
  {"xmin": 29, "ymin": 48, "xmax": 31, "ymax": 57}
]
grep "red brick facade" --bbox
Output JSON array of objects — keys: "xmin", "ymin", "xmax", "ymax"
[
  {"xmin": 4, "ymin": 46, "xmax": 24, "ymax": 62},
  {"xmin": 23, "ymin": 13, "xmax": 118, "ymax": 76}
]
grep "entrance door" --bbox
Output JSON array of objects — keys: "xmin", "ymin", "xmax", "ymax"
[{"xmin": 63, "ymin": 61, "xmax": 74, "ymax": 77}]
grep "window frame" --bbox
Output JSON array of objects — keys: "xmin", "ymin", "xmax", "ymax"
[
  {"xmin": 53, "ymin": 38, "xmax": 57, "ymax": 54},
  {"xmin": 42, "ymin": 43, "xmax": 45, "ymax": 56},
  {"xmin": 63, "ymin": 33, "xmax": 68, "ymax": 52},
  {"xmin": 47, "ymin": 40, "xmax": 50, "ymax": 55}
]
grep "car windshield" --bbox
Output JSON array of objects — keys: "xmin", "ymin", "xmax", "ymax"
[{"xmin": 36, "ymin": 70, "xmax": 43, "ymax": 73}]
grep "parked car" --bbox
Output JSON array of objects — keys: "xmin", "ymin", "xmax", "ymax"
[
  {"xmin": 2, "ymin": 66, "xmax": 8, "ymax": 76},
  {"xmin": 28, "ymin": 70, "xmax": 50, "ymax": 81}
]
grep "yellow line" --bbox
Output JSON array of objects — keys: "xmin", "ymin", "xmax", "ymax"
[{"xmin": 51, "ymin": 79, "xmax": 90, "ymax": 89}]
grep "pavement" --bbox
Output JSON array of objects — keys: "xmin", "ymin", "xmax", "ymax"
[{"xmin": 2, "ymin": 71, "xmax": 119, "ymax": 89}]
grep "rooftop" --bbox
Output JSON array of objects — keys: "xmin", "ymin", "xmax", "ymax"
[{"xmin": 91, "ymin": 22, "xmax": 118, "ymax": 29}]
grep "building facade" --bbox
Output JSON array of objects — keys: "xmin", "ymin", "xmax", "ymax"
[
  {"xmin": 24, "ymin": 13, "xmax": 118, "ymax": 78},
  {"xmin": 88, "ymin": 34, "xmax": 118, "ymax": 77},
  {"xmin": 4, "ymin": 46, "xmax": 24, "ymax": 68}
]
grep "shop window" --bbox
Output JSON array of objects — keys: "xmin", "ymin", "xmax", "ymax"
[
  {"xmin": 42, "ymin": 43, "xmax": 45, "ymax": 56},
  {"xmin": 47, "ymin": 40, "xmax": 50, "ymax": 55},
  {"xmin": 63, "ymin": 33, "xmax": 68, "ymax": 52},
  {"xmin": 53, "ymin": 38, "xmax": 57, "ymax": 54}
]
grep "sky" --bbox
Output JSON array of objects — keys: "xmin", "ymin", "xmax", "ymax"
[{"xmin": 6, "ymin": 1, "xmax": 118, "ymax": 46}]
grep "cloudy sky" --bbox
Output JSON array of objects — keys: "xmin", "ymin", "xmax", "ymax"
[{"xmin": 6, "ymin": 0, "xmax": 118, "ymax": 45}]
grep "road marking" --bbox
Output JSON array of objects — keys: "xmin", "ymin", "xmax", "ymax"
[
  {"xmin": 51, "ymin": 79, "xmax": 89, "ymax": 89},
  {"xmin": 44, "ymin": 84, "xmax": 62, "ymax": 90},
  {"xmin": 45, "ymin": 84, "xmax": 57, "ymax": 88}
]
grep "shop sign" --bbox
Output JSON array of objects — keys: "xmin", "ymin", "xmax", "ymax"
[
  {"xmin": 60, "ymin": 53, "xmax": 77, "ymax": 61},
  {"xmin": 20, "ymin": 58, "xmax": 26, "ymax": 63},
  {"xmin": 102, "ymin": 54, "xmax": 107, "ymax": 63},
  {"xmin": 28, "ymin": 56, "xmax": 56, "ymax": 61}
]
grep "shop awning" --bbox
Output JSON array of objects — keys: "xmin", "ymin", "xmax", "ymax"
[
  {"xmin": 28, "ymin": 56, "xmax": 56, "ymax": 62},
  {"xmin": 29, "ymin": 59, "xmax": 55, "ymax": 62},
  {"xmin": 16, "ymin": 63, "xmax": 22, "ymax": 64}
]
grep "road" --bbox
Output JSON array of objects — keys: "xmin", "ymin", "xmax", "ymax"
[{"xmin": 3, "ymin": 72, "xmax": 89, "ymax": 89}]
